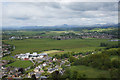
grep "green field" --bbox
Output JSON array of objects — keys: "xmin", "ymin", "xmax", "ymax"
[
  {"xmin": 3, "ymin": 30, "xmax": 63, "ymax": 37},
  {"xmin": 83, "ymin": 28, "xmax": 116, "ymax": 32},
  {"xmin": 2, "ymin": 56, "xmax": 16, "ymax": 61},
  {"xmin": 42, "ymin": 50, "xmax": 62, "ymax": 54},
  {"xmin": 5, "ymin": 60, "xmax": 33, "ymax": 68},
  {"xmin": 3, "ymin": 38, "xmax": 117, "ymax": 56},
  {"xmin": 69, "ymin": 65, "xmax": 110, "ymax": 78}
]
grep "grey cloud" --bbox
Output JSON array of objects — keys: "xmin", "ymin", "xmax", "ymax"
[
  {"xmin": 64, "ymin": 2, "xmax": 118, "ymax": 11},
  {"xmin": 11, "ymin": 16, "xmax": 30, "ymax": 20},
  {"xmin": 2, "ymin": 2, "xmax": 118, "ymax": 27},
  {"xmin": 22, "ymin": 2, "xmax": 61, "ymax": 9}
]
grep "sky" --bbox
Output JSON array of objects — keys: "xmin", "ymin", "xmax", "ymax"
[{"xmin": 1, "ymin": 0, "xmax": 119, "ymax": 27}]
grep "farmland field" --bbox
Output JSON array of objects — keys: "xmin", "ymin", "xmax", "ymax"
[
  {"xmin": 2, "ymin": 56, "xmax": 16, "ymax": 61},
  {"xmin": 3, "ymin": 38, "xmax": 117, "ymax": 56},
  {"xmin": 42, "ymin": 50, "xmax": 63, "ymax": 54},
  {"xmin": 83, "ymin": 28, "xmax": 116, "ymax": 32},
  {"xmin": 5, "ymin": 60, "xmax": 33, "ymax": 68}
]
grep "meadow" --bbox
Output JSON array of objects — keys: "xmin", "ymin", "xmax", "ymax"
[
  {"xmin": 4, "ymin": 38, "xmax": 117, "ymax": 56},
  {"xmin": 69, "ymin": 65, "xmax": 110, "ymax": 78}
]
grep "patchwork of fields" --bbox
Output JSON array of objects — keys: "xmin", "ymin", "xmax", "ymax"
[
  {"xmin": 2, "ymin": 28, "xmax": 119, "ymax": 78},
  {"xmin": 4, "ymin": 38, "xmax": 117, "ymax": 56}
]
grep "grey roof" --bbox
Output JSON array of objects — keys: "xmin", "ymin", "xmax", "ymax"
[
  {"xmin": 41, "ymin": 76, "xmax": 47, "ymax": 79},
  {"xmin": 38, "ymin": 53, "xmax": 47, "ymax": 56},
  {"xmin": 35, "ymin": 72, "xmax": 41, "ymax": 78}
]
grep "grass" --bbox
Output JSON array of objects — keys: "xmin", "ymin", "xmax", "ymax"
[
  {"xmin": 3, "ymin": 30, "xmax": 62, "ymax": 37},
  {"xmin": 50, "ymin": 31, "xmax": 66, "ymax": 33},
  {"xmin": 5, "ymin": 60, "xmax": 33, "ymax": 68},
  {"xmin": 69, "ymin": 65, "xmax": 110, "ymax": 78},
  {"xmin": 50, "ymin": 31, "xmax": 75, "ymax": 33},
  {"xmin": 3, "ymin": 38, "xmax": 117, "ymax": 56},
  {"xmin": 42, "ymin": 50, "xmax": 63, "ymax": 54},
  {"xmin": 83, "ymin": 28, "xmax": 116, "ymax": 32},
  {"xmin": 2, "ymin": 56, "xmax": 16, "ymax": 61},
  {"xmin": 3, "ymin": 31, "xmax": 46, "ymax": 36}
]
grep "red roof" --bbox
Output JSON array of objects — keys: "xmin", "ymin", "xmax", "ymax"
[{"xmin": 24, "ymin": 58, "xmax": 29, "ymax": 60}]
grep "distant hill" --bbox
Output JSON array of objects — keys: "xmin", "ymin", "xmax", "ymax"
[{"xmin": 2, "ymin": 23, "xmax": 118, "ymax": 31}]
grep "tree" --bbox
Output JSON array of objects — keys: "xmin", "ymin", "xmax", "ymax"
[
  {"xmin": 100, "ymin": 43, "xmax": 108, "ymax": 47},
  {"xmin": 109, "ymin": 68, "xmax": 120, "ymax": 78},
  {"xmin": 111, "ymin": 59, "xmax": 120, "ymax": 68},
  {"xmin": 18, "ymin": 68, "xmax": 25, "ymax": 74},
  {"xmin": 69, "ymin": 56, "xmax": 77, "ymax": 63},
  {"xmin": 49, "ymin": 71, "xmax": 61, "ymax": 80},
  {"xmin": 31, "ymin": 74, "xmax": 37, "ymax": 80},
  {"xmin": 61, "ymin": 68, "xmax": 71, "ymax": 79}
]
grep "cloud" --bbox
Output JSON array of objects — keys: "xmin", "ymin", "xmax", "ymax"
[
  {"xmin": 2, "ymin": 2, "xmax": 118, "ymax": 27},
  {"xmin": 64, "ymin": 2, "xmax": 118, "ymax": 11},
  {"xmin": 11, "ymin": 16, "xmax": 30, "ymax": 20}
]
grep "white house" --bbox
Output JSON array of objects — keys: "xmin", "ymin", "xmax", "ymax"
[
  {"xmin": 43, "ymin": 63, "xmax": 47, "ymax": 67},
  {"xmin": 16, "ymin": 52, "xmax": 48, "ymax": 60}
]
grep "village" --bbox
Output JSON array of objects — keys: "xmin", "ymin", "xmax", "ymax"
[
  {"xmin": 2, "ymin": 31, "xmax": 115, "ymax": 40},
  {"xmin": 1, "ymin": 46, "xmax": 95, "ymax": 79},
  {"xmin": 1, "ymin": 44, "xmax": 71, "ymax": 79},
  {"xmin": 1, "ymin": 42, "xmax": 93, "ymax": 79}
]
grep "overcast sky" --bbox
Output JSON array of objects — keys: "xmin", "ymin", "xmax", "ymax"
[{"xmin": 2, "ymin": 1, "xmax": 118, "ymax": 27}]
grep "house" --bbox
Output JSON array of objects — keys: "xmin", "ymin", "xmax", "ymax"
[
  {"xmin": 43, "ymin": 63, "xmax": 47, "ymax": 67},
  {"xmin": 2, "ymin": 60, "xmax": 8, "ymax": 65},
  {"xmin": 14, "ymin": 68, "xmax": 20, "ymax": 72},
  {"xmin": 15, "ymin": 72, "xmax": 22, "ymax": 77},
  {"xmin": 34, "ymin": 67, "xmax": 40, "ymax": 72},
  {"xmin": 7, "ymin": 75, "xmax": 12, "ymax": 78},
  {"xmin": 7, "ymin": 77, "xmax": 13, "ymax": 80},
  {"xmin": 40, "ymin": 70, "xmax": 44, "ymax": 73},
  {"xmin": 47, "ymin": 68, "xmax": 58, "ymax": 73},
  {"xmin": 9, "ymin": 36, "xmax": 16, "ymax": 39},
  {"xmin": 24, "ymin": 58, "xmax": 29, "ymax": 60},
  {"xmin": 37, "ymin": 65, "xmax": 42, "ymax": 69},
  {"xmin": 59, "ymin": 70, "xmax": 64, "ymax": 75},
  {"xmin": 29, "ymin": 72, "xmax": 34, "ymax": 76},
  {"xmin": 27, "ymin": 73, "xmax": 31, "ymax": 78},
  {"xmin": 35, "ymin": 72, "xmax": 41, "ymax": 78},
  {"xmin": 2, "ymin": 70, "xmax": 8, "ymax": 74},
  {"xmin": 65, "ymin": 64, "xmax": 70, "ymax": 67},
  {"xmin": 1, "ymin": 66, "xmax": 7, "ymax": 70},
  {"xmin": 25, "ymin": 66, "xmax": 31, "ymax": 71},
  {"xmin": 40, "ymin": 76, "xmax": 47, "ymax": 80},
  {"xmin": 110, "ymin": 39, "xmax": 120, "ymax": 41},
  {"xmin": 10, "ymin": 69, "xmax": 16, "ymax": 74},
  {"xmin": 53, "ymin": 58, "xmax": 57, "ymax": 61},
  {"xmin": 12, "ymin": 77, "xmax": 23, "ymax": 80},
  {"xmin": 92, "ymin": 52, "xmax": 94, "ymax": 54}
]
